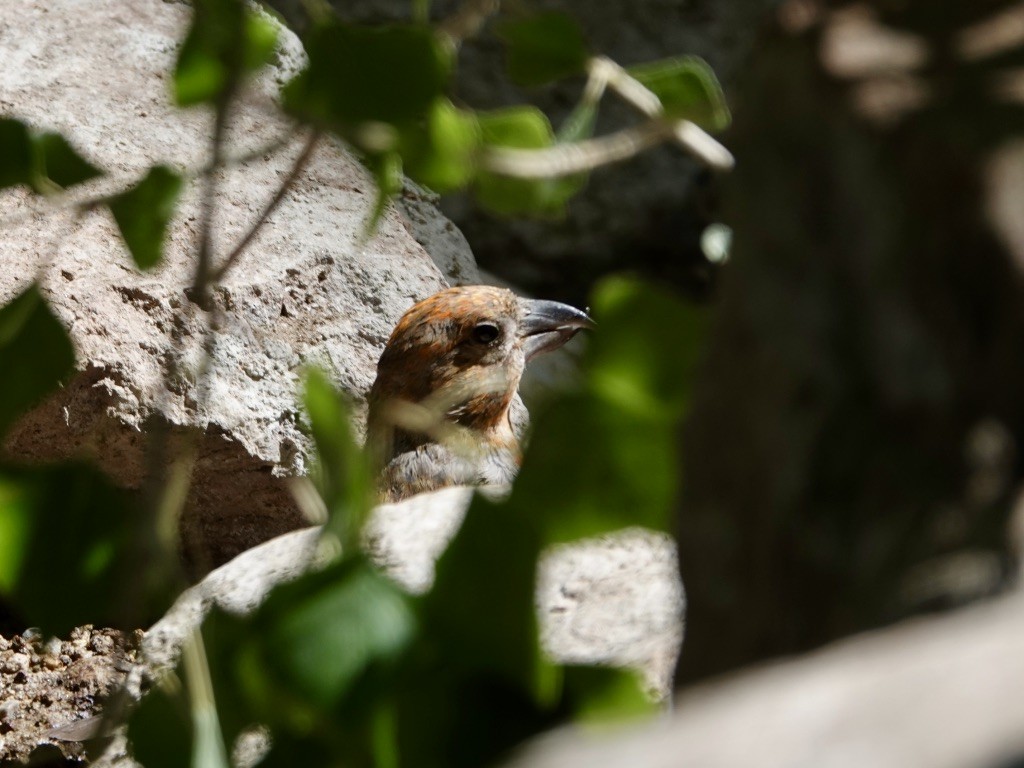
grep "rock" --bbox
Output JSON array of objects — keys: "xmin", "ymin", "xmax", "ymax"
[
  {"xmin": 0, "ymin": 627, "xmax": 137, "ymax": 764},
  {"xmin": 505, "ymin": 592, "xmax": 1024, "ymax": 768},
  {"xmin": 141, "ymin": 487, "xmax": 683, "ymax": 698},
  {"xmin": 0, "ymin": 0, "xmax": 477, "ymax": 568}
]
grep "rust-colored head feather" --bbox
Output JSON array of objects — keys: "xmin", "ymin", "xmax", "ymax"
[{"xmin": 367, "ymin": 286, "xmax": 591, "ymax": 502}]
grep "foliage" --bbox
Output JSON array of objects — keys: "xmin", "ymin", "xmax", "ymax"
[{"xmin": 0, "ymin": 0, "xmax": 725, "ymax": 763}]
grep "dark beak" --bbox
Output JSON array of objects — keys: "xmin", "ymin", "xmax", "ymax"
[{"xmin": 519, "ymin": 298, "xmax": 594, "ymax": 361}]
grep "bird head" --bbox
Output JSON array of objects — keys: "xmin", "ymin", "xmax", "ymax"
[{"xmin": 368, "ymin": 286, "xmax": 592, "ymax": 447}]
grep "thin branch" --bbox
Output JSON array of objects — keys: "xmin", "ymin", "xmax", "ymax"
[
  {"xmin": 589, "ymin": 55, "xmax": 736, "ymax": 170},
  {"xmin": 591, "ymin": 56, "xmax": 663, "ymax": 118},
  {"xmin": 210, "ymin": 129, "xmax": 321, "ymax": 284},
  {"xmin": 481, "ymin": 120, "xmax": 674, "ymax": 178},
  {"xmin": 190, "ymin": 99, "xmax": 231, "ymax": 310}
]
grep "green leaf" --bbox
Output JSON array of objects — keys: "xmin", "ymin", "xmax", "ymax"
[
  {"xmin": 479, "ymin": 106, "xmax": 553, "ymax": 149},
  {"xmin": 586, "ymin": 276, "xmax": 707, "ymax": 417},
  {"xmin": 0, "ymin": 118, "xmax": 36, "ymax": 190},
  {"xmin": 226, "ymin": 558, "xmax": 415, "ymax": 725},
  {"xmin": 0, "ymin": 285, "xmax": 75, "ymax": 438},
  {"xmin": 419, "ymin": 496, "xmax": 550, "ymax": 697},
  {"xmin": 507, "ymin": 277, "xmax": 707, "ymax": 544},
  {"xmin": 475, "ymin": 107, "xmax": 576, "ymax": 217},
  {"xmin": 127, "ymin": 675, "xmax": 193, "ymax": 768},
  {"xmin": 283, "ymin": 22, "xmax": 449, "ymax": 129},
  {"xmin": 629, "ymin": 56, "xmax": 731, "ymax": 130},
  {"xmin": 0, "ymin": 463, "xmax": 145, "ymax": 636},
  {"xmin": 174, "ymin": 0, "xmax": 279, "ymax": 106},
  {"xmin": 402, "ymin": 99, "xmax": 481, "ymax": 193},
  {"xmin": 365, "ymin": 150, "xmax": 404, "ymax": 239},
  {"xmin": 303, "ymin": 369, "xmax": 374, "ymax": 549},
  {"xmin": 496, "ymin": 12, "xmax": 590, "ymax": 87},
  {"xmin": 108, "ymin": 165, "xmax": 183, "ymax": 270},
  {"xmin": 0, "ymin": 120, "xmax": 104, "ymax": 194},
  {"xmin": 32, "ymin": 132, "xmax": 103, "ymax": 191},
  {"xmin": 561, "ymin": 666, "xmax": 656, "ymax": 725}
]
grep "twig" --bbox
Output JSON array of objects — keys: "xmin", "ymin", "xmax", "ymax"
[
  {"xmin": 210, "ymin": 129, "xmax": 320, "ymax": 283},
  {"xmin": 482, "ymin": 120, "xmax": 674, "ymax": 178},
  {"xmin": 190, "ymin": 99, "xmax": 231, "ymax": 310},
  {"xmin": 589, "ymin": 55, "xmax": 736, "ymax": 170}
]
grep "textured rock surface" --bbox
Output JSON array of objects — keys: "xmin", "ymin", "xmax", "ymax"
[
  {"xmin": 0, "ymin": 627, "xmax": 138, "ymax": 764},
  {"xmin": 506, "ymin": 592, "xmax": 1024, "ymax": 768},
  {"xmin": 143, "ymin": 488, "xmax": 683, "ymax": 697},
  {"xmin": 0, "ymin": 0, "xmax": 477, "ymax": 567}
]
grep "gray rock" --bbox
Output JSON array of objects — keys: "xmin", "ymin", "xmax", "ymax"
[
  {"xmin": 0, "ymin": 0, "xmax": 475, "ymax": 566},
  {"xmin": 141, "ymin": 487, "xmax": 683, "ymax": 699},
  {"xmin": 505, "ymin": 592, "xmax": 1024, "ymax": 768}
]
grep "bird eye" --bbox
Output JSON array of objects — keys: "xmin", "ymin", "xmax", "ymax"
[{"xmin": 472, "ymin": 322, "xmax": 500, "ymax": 344}]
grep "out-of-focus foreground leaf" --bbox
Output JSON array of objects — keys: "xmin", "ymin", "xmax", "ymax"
[
  {"xmin": 0, "ymin": 118, "xmax": 34, "ymax": 190},
  {"xmin": 108, "ymin": 165, "xmax": 183, "ymax": 270},
  {"xmin": 31, "ymin": 132, "xmax": 103, "ymax": 191},
  {"xmin": 475, "ymin": 106, "xmax": 580, "ymax": 217},
  {"xmin": 0, "ymin": 118, "xmax": 103, "ymax": 192},
  {"xmin": 509, "ymin": 276, "xmax": 708, "ymax": 544},
  {"xmin": 199, "ymin": 557, "xmax": 415, "ymax": 759},
  {"xmin": 401, "ymin": 99, "xmax": 481, "ymax": 194},
  {"xmin": 128, "ymin": 674, "xmax": 193, "ymax": 768},
  {"xmin": 629, "ymin": 56, "xmax": 732, "ymax": 130},
  {"xmin": 0, "ymin": 463, "xmax": 144, "ymax": 636},
  {"xmin": 496, "ymin": 12, "xmax": 590, "ymax": 87},
  {"xmin": 0, "ymin": 284, "xmax": 75, "ymax": 438},
  {"xmin": 303, "ymin": 369, "xmax": 374, "ymax": 549},
  {"xmin": 174, "ymin": 0, "xmax": 279, "ymax": 106},
  {"xmin": 283, "ymin": 22, "xmax": 449, "ymax": 129}
]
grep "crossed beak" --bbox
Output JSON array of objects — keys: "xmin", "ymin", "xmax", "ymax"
[{"xmin": 518, "ymin": 298, "xmax": 595, "ymax": 361}]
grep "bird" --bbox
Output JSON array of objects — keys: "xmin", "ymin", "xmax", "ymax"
[{"xmin": 367, "ymin": 285, "xmax": 593, "ymax": 502}]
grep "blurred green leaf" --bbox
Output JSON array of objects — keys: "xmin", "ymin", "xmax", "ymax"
[
  {"xmin": 0, "ymin": 285, "xmax": 75, "ymax": 438},
  {"xmin": 629, "ymin": 56, "xmax": 731, "ymax": 130},
  {"xmin": 479, "ymin": 106, "xmax": 552, "ymax": 150},
  {"xmin": 475, "ymin": 107, "xmax": 576, "ymax": 217},
  {"xmin": 419, "ymin": 497, "xmax": 550, "ymax": 697},
  {"xmin": 508, "ymin": 276, "xmax": 707, "ymax": 544},
  {"xmin": 0, "ymin": 118, "xmax": 37, "ymax": 190},
  {"xmin": 174, "ymin": 0, "xmax": 279, "ymax": 106},
  {"xmin": 32, "ymin": 132, "xmax": 103, "ymax": 192},
  {"xmin": 393, "ymin": 669, "xmax": 558, "ymax": 768},
  {"xmin": 108, "ymin": 165, "xmax": 183, "ymax": 270},
  {"xmin": 283, "ymin": 22, "xmax": 449, "ymax": 128},
  {"xmin": 496, "ymin": 12, "xmax": 590, "ymax": 87},
  {"xmin": 365, "ymin": 150, "xmax": 404, "ymax": 238},
  {"xmin": 0, "ymin": 463, "xmax": 141, "ymax": 636},
  {"xmin": 257, "ymin": 733, "xmax": 336, "ymax": 768},
  {"xmin": 0, "ymin": 120, "xmax": 104, "ymax": 194},
  {"xmin": 303, "ymin": 369, "xmax": 374, "ymax": 548},
  {"xmin": 512, "ymin": 392, "xmax": 678, "ymax": 543},
  {"xmin": 561, "ymin": 666, "xmax": 656, "ymax": 725},
  {"xmin": 586, "ymin": 276, "xmax": 707, "ymax": 417},
  {"xmin": 402, "ymin": 99, "xmax": 481, "ymax": 193},
  {"xmin": 128, "ymin": 675, "xmax": 192, "ymax": 768},
  {"xmin": 226, "ymin": 558, "xmax": 415, "ymax": 725}
]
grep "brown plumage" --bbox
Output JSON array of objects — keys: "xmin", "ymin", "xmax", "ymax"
[{"xmin": 367, "ymin": 286, "xmax": 592, "ymax": 502}]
